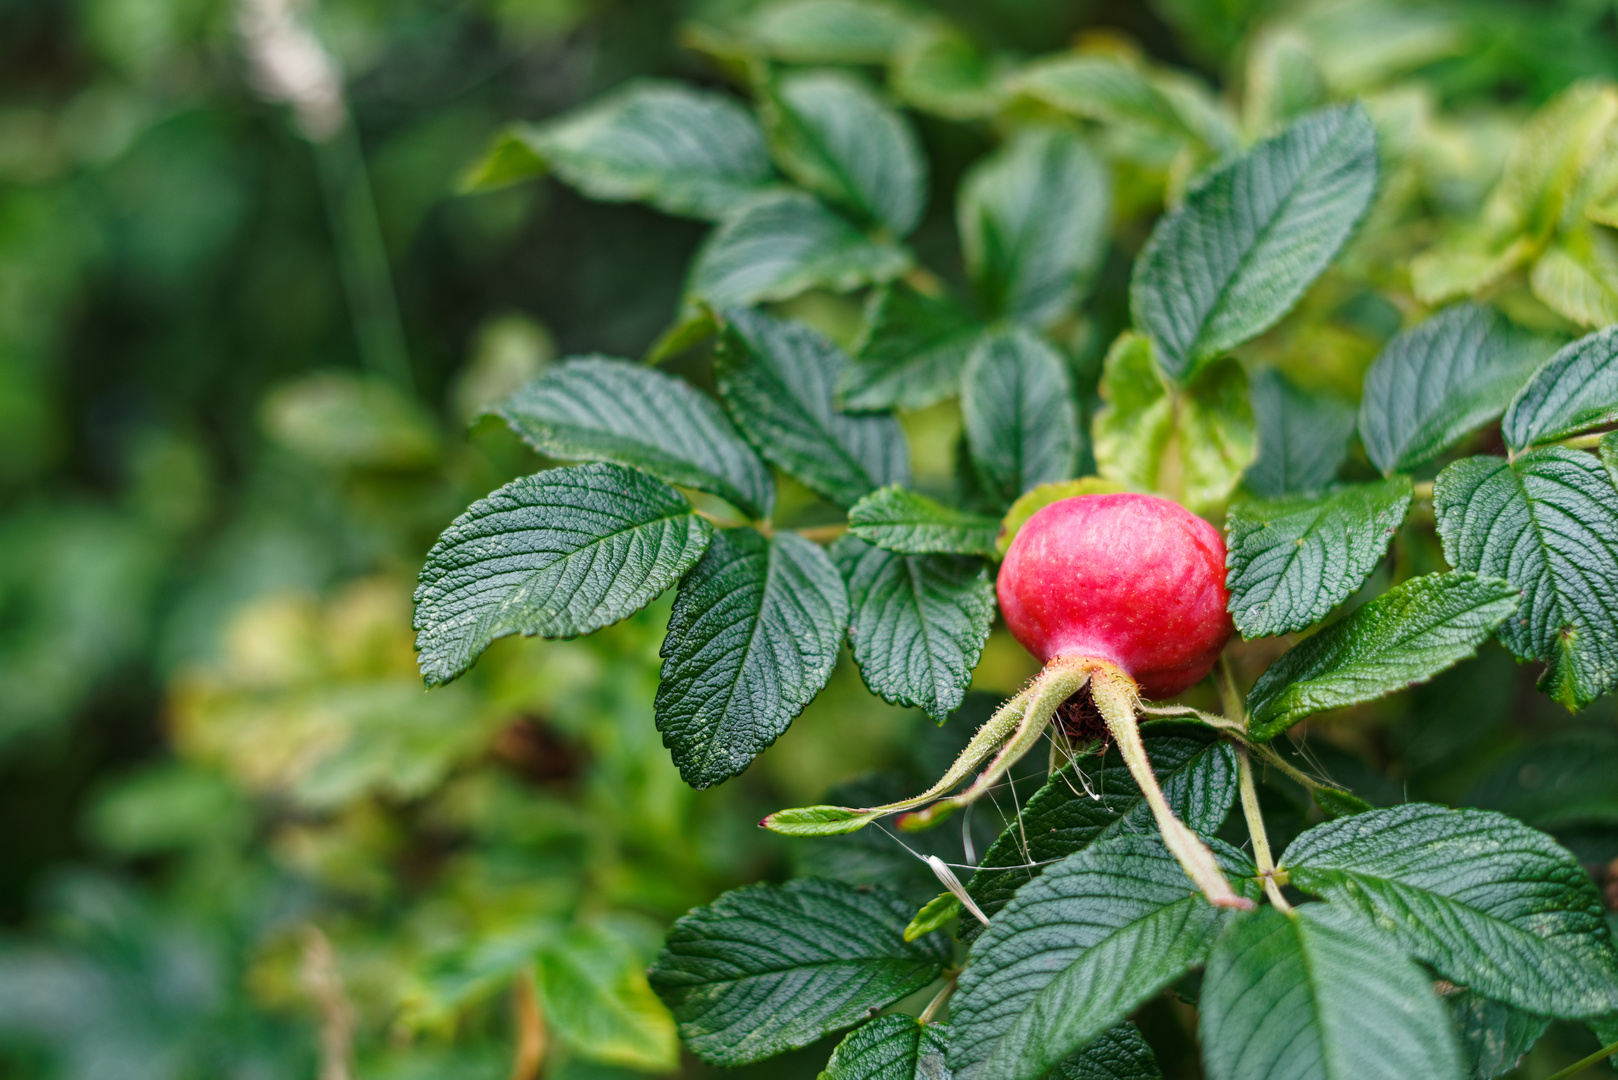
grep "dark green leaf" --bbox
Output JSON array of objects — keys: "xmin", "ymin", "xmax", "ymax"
[
  {"xmin": 746, "ymin": 0, "xmax": 919, "ymax": 64},
  {"xmin": 1434, "ymin": 448, "xmax": 1618, "ymax": 709},
  {"xmin": 958, "ymin": 127, "xmax": 1111, "ymax": 328},
  {"xmin": 1359, "ymin": 303, "xmax": 1557, "ymax": 475},
  {"xmin": 962, "ymin": 329, "xmax": 1080, "ymax": 510},
  {"xmin": 1131, "ymin": 104, "xmax": 1379, "ymax": 382},
  {"xmin": 655, "ymin": 528, "xmax": 847, "ymax": 787},
  {"xmin": 647, "ymin": 878, "xmax": 950, "ymax": 1066},
  {"xmin": 840, "ymin": 283, "xmax": 984, "ymax": 412},
  {"xmin": 687, "ymin": 191, "xmax": 911, "ymax": 310},
  {"xmin": 820, "ymin": 1017, "xmax": 950, "ymax": 1080},
  {"xmin": 1467, "ymin": 731, "xmax": 1618, "ymax": 831},
  {"xmin": 1225, "ymin": 478, "xmax": 1413, "ymax": 639},
  {"xmin": 1503, "ymin": 324, "xmax": 1618, "ymax": 450},
  {"xmin": 515, "ymin": 80, "xmax": 776, "ymax": 220},
  {"xmin": 832, "ymin": 535, "xmax": 994, "ymax": 721},
  {"xmin": 848, "ymin": 486, "xmax": 1000, "ymax": 558},
  {"xmin": 1246, "ymin": 572, "xmax": 1518, "ymax": 740},
  {"xmin": 496, "ymin": 356, "xmax": 774, "ymax": 519},
  {"xmin": 1244, "ymin": 368, "xmax": 1355, "ymax": 498},
  {"xmin": 1446, "ymin": 990, "xmax": 1548, "ymax": 1080},
  {"xmin": 1199, "ymin": 904, "xmax": 1463, "ymax": 1080},
  {"xmin": 950, "ymin": 835, "xmax": 1258, "ymax": 1080},
  {"xmin": 1283, "ymin": 804, "xmax": 1618, "ymax": 1018},
  {"xmin": 764, "ymin": 69, "xmax": 927, "ymax": 236},
  {"xmin": 1053, "ymin": 1023, "xmax": 1163, "ymax": 1080},
  {"xmin": 965, "ymin": 724, "xmax": 1238, "ymax": 932},
  {"xmin": 719, "ymin": 307, "xmax": 911, "ymax": 508},
  {"xmin": 414, "ymin": 463, "xmax": 712, "ymax": 687}
]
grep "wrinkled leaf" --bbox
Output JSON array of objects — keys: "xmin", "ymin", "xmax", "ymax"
[
  {"xmin": 1502, "ymin": 324, "xmax": 1618, "ymax": 451},
  {"xmin": 848, "ymin": 486, "xmax": 1001, "ymax": 558},
  {"xmin": 1244, "ymin": 368, "xmax": 1355, "ymax": 498},
  {"xmin": 841, "ymin": 283, "xmax": 984, "ymax": 412},
  {"xmin": 962, "ymin": 329, "xmax": 1081, "ymax": 510},
  {"xmin": 1052, "ymin": 1024, "xmax": 1163, "ymax": 1080},
  {"xmin": 820, "ymin": 1016, "xmax": 950, "ymax": 1080},
  {"xmin": 1446, "ymin": 990, "xmax": 1549, "ymax": 1080}
]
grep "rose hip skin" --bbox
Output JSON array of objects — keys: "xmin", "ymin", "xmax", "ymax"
[{"xmin": 997, "ymin": 493, "xmax": 1234, "ymax": 699}]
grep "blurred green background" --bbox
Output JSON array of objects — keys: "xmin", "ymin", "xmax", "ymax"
[{"xmin": 3, "ymin": 0, "xmax": 1618, "ymax": 1076}]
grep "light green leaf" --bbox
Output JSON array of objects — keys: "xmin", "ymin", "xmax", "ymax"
[
  {"xmin": 1359, "ymin": 303, "xmax": 1558, "ymax": 476},
  {"xmin": 1502, "ymin": 325, "xmax": 1618, "ymax": 451},
  {"xmin": 1242, "ymin": 28, "xmax": 1326, "ymax": 136},
  {"xmin": 962, "ymin": 329, "xmax": 1081, "ymax": 510},
  {"xmin": 1198, "ymin": 904, "xmax": 1463, "ymax": 1080},
  {"xmin": 764, "ymin": 69, "xmax": 927, "ymax": 236},
  {"xmin": 1245, "ymin": 572, "xmax": 1518, "ymax": 740},
  {"xmin": 1054, "ymin": 1024, "xmax": 1163, "ymax": 1080},
  {"xmin": 1092, "ymin": 332, "xmax": 1256, "ymax": 514},
  {"xmin": 848, "ymin": 486, "xmax": 1001, "ymax": 558},
  {"xmin": 1446, "ymin": 990, "xmax": 1549, "ymax": 1080},
  {"xmin": 840, "ymin": 282, "xmax": 984, "ymax": 412},
  {"xmin": 1225, "ymin": 478, "xmax": 1414, "ymax": 639},
  {"xmin": 1601, "ymin": 430, "xmax": 1618, "ymax": 487},
  {"xmin": 458, "ymin": 128, "xmax": 547, "ymax": 192},
  {"xmin": 648, "ymin": 878, "xmax": 950, "ymax": 1066},
  {"xmin": 655, "ymin": 528, "xmax": 847, "ymax": 787},
  {"xmin": 1530, "ymin": 224, "xmax": 1618, "ymax": 328},
  {"xmin": 1011, "ymin": 53, "xmax": 1231, "ymax": 151},
  {"xmin": 505, "ymin": 80, "xmax": 776, "ymax": 220},
  {"xmin": 719, "ymin": 307, "xmax": 911, "ymax": 508},
  {"xmin": 958, "ymin": 127, "xmax": 1111, "ymax": 328},
  {"xmin": 892, "ymin": 26, "xmax": 1006, "ymax": 121},
  {"xmin": 1282, "ymin": 804, "xmax": 1618, "ymax": 1018},
  {"xmin": 413, "ymin": 463, "xmax": 712, "ymax": 687},
  {"xmin": 994, "ymin": 477, "xmax": 1127, "ymax": 558},
  {"xmin": 820, "ymin": 1017, "xmax": 950, "ymax": 1080},
  {"xmin": 1434, "ymin": 448, "xmax": 1618, "ymax": 709},
  {"xmin": 1244, "ymin": 368, "xmax": 1355, "ymax": 498},
  {"xmin": 746, "ymin": 0, "xmax": 920, "ymax": 64},
  {"xmin": 686, "ymin": 191, "xmax": 911, "ymax": 310},
  {"xmin": 1131, "ymin": 104, "xmax": 1379, "ymax": 381},
  {"xmin": 904, "ymin": 894, "xmax": 960, "ymax": 943},
  {"xmin": 950, "ymin": 834, "xmax": 1257, "ymax": 1080},
  {"xmin": 537, "ymin": 925, "xmax": 680, "ymax": 1070},
  {"xmin": 496, "ymin": 356, "xmax": 773, "ymax": 519},
  {"xmin": 965, "ymin": 724, "xmax": 1238, "ymax": 932},
  {"xmin": 832, "ymin": 534, "xmax": 994, "ymax": 721}
]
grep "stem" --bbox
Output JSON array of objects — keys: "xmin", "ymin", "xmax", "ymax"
[
  {"xmin": 1556, "ymin": 431, "xmax": 1608, "ymax": 451},
  {"xmin": 795, "ymin": 523, "xmax": 848, "ymax": 544},
  {"xmin": 509, "ymin": 970, "xmax": 547, "ymax": 1080},
  {"xmin": 1544, "ymin": 1039, "xmax": 1618, "ymax": 1080},
  {"xmin": 1216, "ymin": 653, "xmax": 1245, "ymax": 724},
  {"xmin": 1412, "ymin": 480, "xmax": 1434, "ymax": 501},
  {"xmin": 918, "ymin": 972, "xmax": 958, "ymax": 1025},
  {"xmin": 1237, "ymin": 746, "xmax": 1292, "ymax": 912},
  {"xmin": 1086, "ymin": 662, "xmax": 1251, "ymax": 909}
]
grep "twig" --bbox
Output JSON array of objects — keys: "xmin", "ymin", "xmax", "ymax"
[
  {"xmin": 918, "ymin": 971, "xmax": 958, "ymax": 1025},
  {"xmin": 299, "ymin": 925, "xmax": 355, "ymax": 1080},
  {"xmin": 509, "ymin": 970, "xmax": 547, "ymax": 1080},
  {"xmin": 1544, "ymin": 1038, "xmax": 1618, "ymax": 1080},
  {"xmin": 795, "ymin": 523, "xmax": 848, "ymax": 543},
  {"xmin": 1236, "ymin": 747, "xmax": 1292, "ymax": 912}
]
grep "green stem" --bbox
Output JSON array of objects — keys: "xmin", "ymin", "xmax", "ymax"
[
  {"xmin": 918, "ymin": 971, "xmax": 958, "ymax": 1025},
  {"xmin": 1544, "ymin": 1039, "xmax": 1618, "ymax": 1080},
  {"xmin": 1236, "ymin": 746, "xmax": 1292, "ymax": 912},
  {"xmin": 1556, "ymin": 432, "xmax": 1608, "ymax": 451},
  {"xmin": 1087, "ymin": 661, "xmax": 1251, "ymax": 909}
]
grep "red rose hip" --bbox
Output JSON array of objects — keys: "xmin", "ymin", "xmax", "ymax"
[{"xmin": 997, "ymin": 493, "xmax": 1235, "ymax": 699}]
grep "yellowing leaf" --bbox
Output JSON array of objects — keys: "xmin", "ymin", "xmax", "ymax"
[{"xmin": 1530, "ymin": 224, "xmax": 1618, "ymax": 328}]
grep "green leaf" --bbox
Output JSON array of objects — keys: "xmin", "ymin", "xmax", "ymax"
[
  {"xmin": 1054, "ymin": 1024, "xmax": 1163, "ymax": 1080},
  {"xmin": 648, "ymin": 878, "xmax": 951, "ymax": 1066},
  {"xmin": 1359, "ymin": 303, "xmax": 1559, "ymax": 475},
  {"xmin": 496, "ymin": 356, "xmax": 774, "ymax": 519},
  {"xmin": 1469, "ymin": 731, "xmax": 1618, "ymax": 830},
  {"xmin": 1243, "ymin": 368, "xmax": 1355, "ymax": 498},
  {"xmin": 1131, "ymin": 104, "xmax": 1379, "ymax": 382},
  {"xmin": 820, "ymin": 1017, "xmax": 950, "ymax": 1080},
  {"xmin": 656, "ymin": 528, "xmax": 847, "ymax": 787},
  {"xmin": 745, "ymin": 0, "xmax": 920, "ymax": 64},
  {"xmin": 1503, "ymin": 325, "xmax": 1618, "ymax": 451},
  {"xmin": 458, "ymin": 127, "xmax": 547, "ymax": 192},
  {"xmin": 1011, "ymin": 53, "xmax": 1233, "ymax": 152},
  {"xmin": 892, "ymin": 26, "xmax": 1006, "ymax": 121},
  {"xmin": 536, "ymin": 924, "xmax": 680, "ymax": 1070},
  {"xmin": 962, "ymin": 329, "xmax": 1081, "ymax": 510},
  {"xmin": 1245, "ymin": 572, "xmax": 1519, "ymax": 740},
  {"xmin": 1529, "ymin": 224, "xmax": 1618, "ymax": 328},
  {"xmin": 763, "ymin": 69, "xmax": 927, "ymax": 236},
  {"xmin": 832, "ymin": 534, "xmax": 994, "ymax": 721},
  {"xmin": 686, "ymin": 191, "xmax": 911, "ymax": 310},
  {"xmin": 1198, "ymin": 904, "xmax": 1464, "ymax": 1080},
  {"xmin": 1281, "ymin": 804, "xmax": 1618, "ymax": 1018},
  {"xmin": 1445, "ymin": 990, "xmax": 1549, "ymax": 1080},
  {"xmin": 840, "ymin": 282, "xmax": 984, "ymax": 412},
  {"xmin": 994, "ymin": 478, "xmax": 1127, "ymax": 558},
  {"xmin": 1603, "ymin": 430, "xmax": 1618, "ymax": 487},
  {"xmin": 950, "ymin": 834, "xmax": 1257, "ymax": 1080},
  {"xmin": 413, "ymin": 463, "xmax": 712, "ymax": 687},
  {"xmin": 510, "ymin": 80, "xmax": 776, "ymax": 220},
  {"xmin": 1093, "ymin": 333, "xmax": 1256, "ymax": 514},
  {"xmin": 1433, "ymin": 448, "xmax": 1618, "ymax": 709},
  {"xmin": 719, "ymin": 307, "xmax": 911, "ymax": 508},
  {"xmin": 1224, "ymin": 478, "xmax": 1414, "ymax": 639},
  {"xmin": 848, "ymin": 486, "xmax": 1000, "ymax": 558},
  {"xmin": 965, "ymin": 724, "xmax": 1239, "ymax": 931},
  {"xmin": 904, "ymin": 893, "xmax": 960, "ymax": 943},
  {"xmin": 958, "ymin": 127, "xmax": 1112, "ymax": 328}
]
